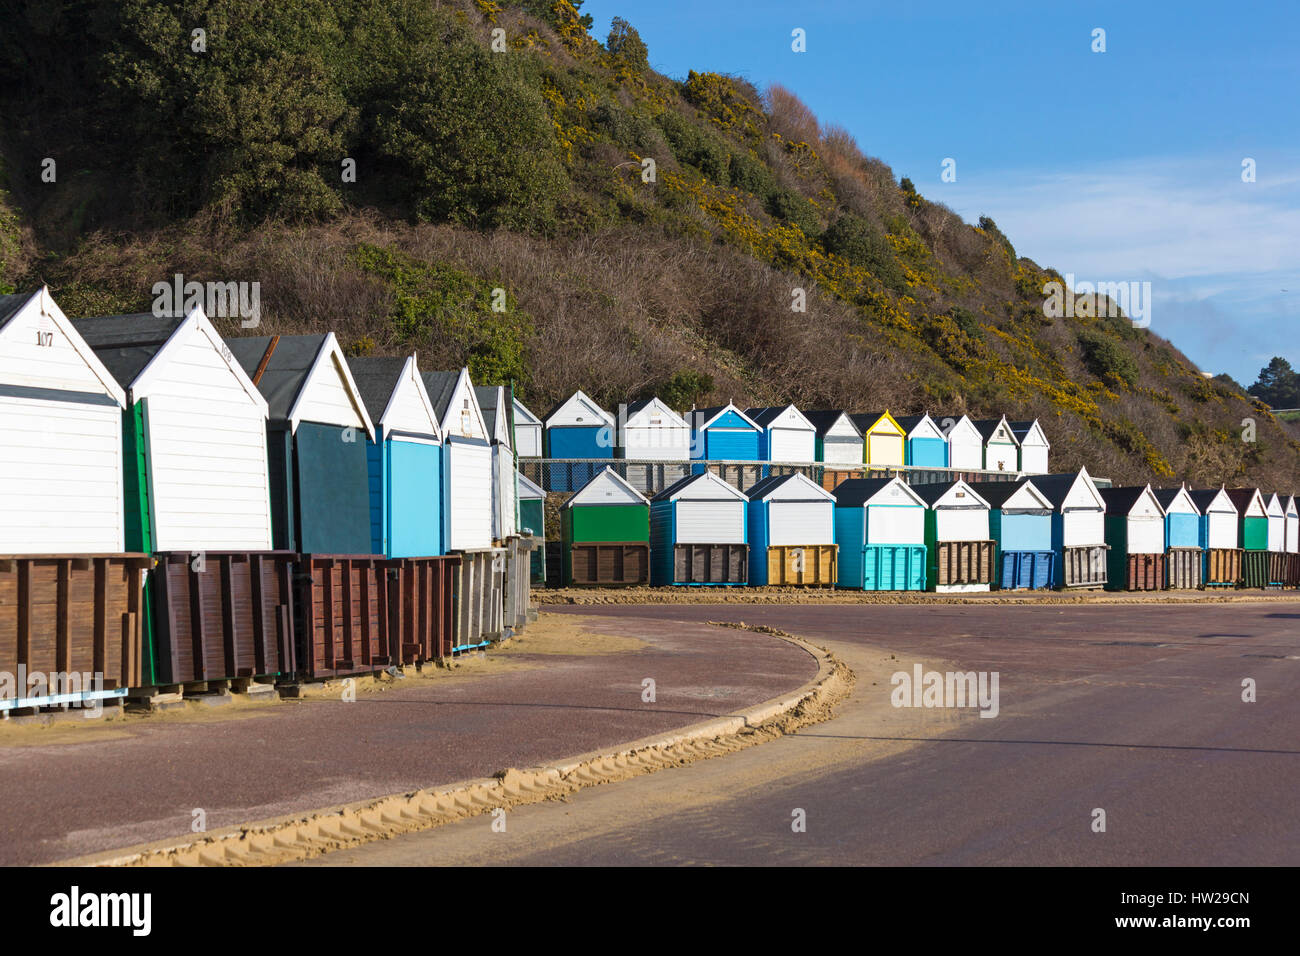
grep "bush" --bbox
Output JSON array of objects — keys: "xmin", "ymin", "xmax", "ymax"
[
  {"xmin": 658, "ymin": 370, "xmax": 714, "ymax": 409},
  {"xmin": 656, "ymin": 109, "xmax": 730, "ymax": 182},
  {"xmin": 765, "ymin": 187, "xmax": 820, "ymax": 237},
  {"xmin": 821, "ymin": 213, "xmax": 906, "ymax": 292},
  {"xmin": 727, "ymin": 151, "xmax": 775, "ymax": 197},
  {"xmin": 1077, "ymin": 329, "xmax": 1138, "ymax": 388}
]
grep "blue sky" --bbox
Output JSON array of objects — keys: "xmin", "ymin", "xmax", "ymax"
[{"xmin": 581, "ymin": 0, "xmax": 1300, "ymax": 386}]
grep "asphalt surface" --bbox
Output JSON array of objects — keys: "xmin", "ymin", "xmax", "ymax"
[
  {"xmin": 308, "ymin": 601, "xmax": 1300, "ymax": 866},
  {"xmin": 0, "ymin": 616, "xmax": 816, "ymax": 865}
]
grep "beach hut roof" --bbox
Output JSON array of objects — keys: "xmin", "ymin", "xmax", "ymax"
[
  {"xmin": 475, "ymin": 385, "xmax": 515, "ymax": 445},
  {"xmin": 691, "ymin": 403, "xmax": 761, "ymax": 431},
  {"xmin": 971, "ymin": 416, "xmax": 1019, "ymax": 443},
  {"xmin": 545, "ymin": 389, "xmax": 614, "ymax": 428},
  {"xmin": 1008, "ymin": 419, "xmax": 1050, "ymax": 447},
  {"xmin": 965, "ymin": 479, "xmax": 1043, "ymax": 509},
  {"xmin": 564, "ymin": 466, "xmax": 650, "ymax": 507},
  {"xmin": 745, "ymin": 471, "xmax": 836, "ymax": 502},
  {"xmin": 1030, "ymin": 469, "xmax": 1104, "ymax": 510},
  {"xmin": 227, "ymin": 332, "xmax": 374, "ymax": 439},
  {"xmin": 1188, "ymin": 487, "xmax": 1235, "ymax": 514},
  {"xmin": 848, "ymin": 410, "xmax": 902, "ymax": 435},
  {"xmin": 652, "ymin": 470, "xmax": 748, "ymax": 502},
  {"xmin": 0, "ymin": 287, "xmax": 126, "ymax": 407},
  {"xmin": 348, "ymin": 355, "xmax": 441, "ymax": 441},
  {"xmin": 832, "ymin": 476, "xmax": 926, "ymax": 509},
  {"xmin": 624, "ymin": 397, "xmax": 690, "ymax": 427},
  {"xmin": 516, "ymin": 471, "xmax": 545, "ymax": 501},
  {"xmin": 801, "ymin": 410, "xmax": 862, "ymax": 439},
  {"xmin": 512, "ymin": 396, "xmax": 542, "ymax": 427},
  {"xmin": 1099, "ymin": 485, "xmax": 1162, "ymax": 516},
  {"xmin": 910, "ymin": 479, "xmax": 991, "ymax": 509},
  {"xmin": 1225, "ymin": 487, "xmax": 1266, "ymax": 516},
  {"xmin": 73, "ymin": 306, "xmax": 267, "ymax": 412},
  {"xmin": 1153, "ymin": 485, "xmax": 1199, "ymax": 515},
  {"xmin": 745, "ymin": 404, "xmax": 815, "ymax": 430},
  {"xmin": 421, "ymin": 368, "xmax": 489, "ymax": 442}
]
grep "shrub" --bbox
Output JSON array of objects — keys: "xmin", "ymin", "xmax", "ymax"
[
  {"xmin": 1077, "ymin": 329, "xmax": 1138, "ymax": 388},
  {"xmin": 765, "ymin": 188, "xmax": 820, "ymax": 237},
  {"xmin": 658, "ymin": 370, "xmax": 714, "ymax": 409},
  {"xmin": 821, "ymin": 213, "xmax": 906, "ymax": 292}
]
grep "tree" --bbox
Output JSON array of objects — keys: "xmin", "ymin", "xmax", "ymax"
[{"xmin": 1248, "ymin": 356, "xmax": 1300, "ymax": 407}]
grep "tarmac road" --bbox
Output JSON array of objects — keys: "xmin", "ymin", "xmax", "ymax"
[
  {"xmin": 306, "ymin": 601, "xmax": 1300, "ymax": 866},
  {"xmin": 0, "ymin": 615, "xmax": 815, "ymax": 865}
]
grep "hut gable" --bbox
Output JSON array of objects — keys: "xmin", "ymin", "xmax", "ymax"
[
  {"xmin": 746, "ymin": 404, "xmax": 816, "ymax": 462},
  {"xmin": 349, "ymin": 355, "xmax": 440, "ymax": 441},
  {"xmin": 1265, "ymin": 492, "xmax": 1285, "ymax": 518},
  {"xmin": 76, "ymin": 307, "xmax": 266, "ymax": 415},
  {"xmin": 653, "ymin": 470, "xmax": 748, "ymax": 503},
  {"xmin": 566, "ymin": 467, "xmax": 649, "ymax": 508},
  {"xmin": 1101, "ymin": 485, "xmax": 1164, "ymax": 519},
  {"xmin": 517, "ymin": 470, "xmax": 545, "ymax": 501},
  {"xmin": 423, "ymin": 368, "xmax": 489, "ymax": 443},
  {"xmin": 1009, "ymin": 419, "xmax": 1050, "ymax": 449},
  {"xmin": 969, "ymin": 479, "xmax": 1052, "ymax": 512},
  {"xmin": 833, "ymin": 476, "xmax": 926, "ymax": 509},
  {"xmin": 0, "ymin": 288, "xmax": 124, "ymax": 404},
  {"xmin": 475, "ymin": 385, "xmax": 512, "ymax": 449},
  {"xmin": 803, "ymin": 410, "xmax": 860, "ymax": 440},
  {"xmin": 545, "ymin": 389, "xmax": 614, "ymax": 429},
  {"xmin": 1033, "ymin": 469, "xmax": 1106, "ymax": 512},
  {"xmin": 691, "ymin": 403, "xmax": 761, "ymax": 432},
  {"xmin": 1189, "ymin": 487, "xmax": 1236, "ymax": 516},
  {"xmin": 1225, "ymin": 488, "xmax": 1267, "ymax": 518},
  {"xmin": 849, "ymin": 411, "xmax": 904, "ymax": 438},
  {"xmin": 227, "ymin": 333, "xmax": 374, "ymax": 439},
  {"xmin": 941, "ymin": 414, "xmax": 984, "ymax": 468},
  {"xmin": 512, "ymin": 397, "xmax": 543, "ymax": 457},
  {"xmin": 893, "ymin": 413, "xmax": 946, "ymax": 442},
  {"xmin": 747, "ymin": 471, "xmax": 835, "ymax": 503},
  {"xmin": 912, "ymin": 479, "xmax": 991, "ymax": 512},
  {"xmin": 1153, "ymin": 485, "xmax": 1199, "ymax": 517},
  {"xmin": 621, "ymin": 397, "xmax": 691, "ymax": 460}
]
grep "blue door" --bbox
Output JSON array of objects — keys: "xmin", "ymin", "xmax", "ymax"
[{"xmin": 388, "ymin": 439, "xmax": 442, "ymax": 557}]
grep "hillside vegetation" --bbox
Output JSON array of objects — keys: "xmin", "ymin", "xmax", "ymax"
[{"xmin": 1, "ymin": 0, "xmax": 1295, "ymax": 487}]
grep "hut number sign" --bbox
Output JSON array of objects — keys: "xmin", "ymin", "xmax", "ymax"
[{"xmin": 34, "ymin": 331, "xmax": 53, "ymax": 347}]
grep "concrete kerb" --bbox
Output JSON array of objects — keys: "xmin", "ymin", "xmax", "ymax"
[{"xmin": 56, "ymin": 626, "xmax": 849, "ymax": 868}]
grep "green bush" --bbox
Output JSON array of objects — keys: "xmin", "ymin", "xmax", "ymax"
[
  {"xmin": 354, "ymin": 243, "xmax": 532, "ymax": 385},
  {"xmin": 821, "ymin": 213, "xmax": 906, "ymax": 292},
  {"xmin": 765, "ymin": 187, "xmax": 820, "ymax": 237},
  {"xmin": 656, "ymin": 109, "xmax": 730, "ymax": 182},
  {"xmin": 727, "ymin": 151, "xmax": 775, "ymax": 197},
  {"xmin": 1077, "ymin": 328, "xmax": 1138, "ymax": 388},
  {"xmin": 657, "ymin": 370, "xmax": 714, "ymax": 409}
]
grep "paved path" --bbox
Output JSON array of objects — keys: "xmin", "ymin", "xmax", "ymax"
[
  {"xmin": 307, "ymin": 602, "xmax": 1300, "ymax": 866},
  {"xmin": 0, "ymin": 615, "xmax": 816, "ymax": 865}
]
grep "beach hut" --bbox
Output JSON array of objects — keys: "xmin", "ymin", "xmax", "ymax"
[
  {"xmin": 0, "ymin": 288, "xmax": 128, "ymax": 553},
  {"xmin": 1264, "ymin": 492, "xmax": 1288, "ymax": 587},
  {"xmin": 971, "ymin": 479, "xmax": 1055, "ymax": 590},
  {"xmin": 348, "ymin": 355, "xmax": 443, "ymax": 558},
  {"xmin": 746, "ymin": 405, "xmax": 817, "ymax": 465},
  {"xmin": 1286, "ymin": 495, "xmax": 1300, "ymax": 587},
  {"xmin": 421, "ymin": 369, "xmax": 493, "ymax": 552},
  {"xmin": 1009, "ymin": 420, "xmax": 1050, "ymax": 474},
  {"xmin": 226, "ymin": 333, "xmax": 375, "ymax": 555},
  {"xmin": 1032, "ymin": 469, "xmax": 1109, "ymax": 589},
  {"xmin": 423, "ymin": 369, "xmax": 502, "ymax": 647},
  {"xmin": 850, "ymin": 412, "xmax": 906, "ymax": 468},
  {"xmin": 942, "ymin": 414, "xmax": 985, "ymax": 471},
  {"xmin": 805, "ymin": 410, "xmax": 863, "ymax": 465},
  {"xmin": 650, "ymin": 471, "xmax": 749, "ymax": 585},
  {"xmin": 1100, "ymin": 485, "xmax": 1166, "ymax": 591},
  {"xmin": 832, "ymin": 477, "xmax": 928, "ymax": 591},
  {"xmin": 894, "ymin": 414, "xmax": 949, "ymax": 469},
  {"xmin": 476, "ymin": 385, "xmax": 519, "ymax": 542},
  {"xmin": 1153, "ymin": 485, "xmax": 1202, "ymax": 589},
  {"xmin": 689, "ymin": 403, "xmax": 763, "ymax": 489},
  {"xmin": 1189, "ymin": 487, "xmax": 1241, "ymax": 587},
  {"xmin": 745, "ymin": 472, "xmax": 837, "ymax": 586},
  {"xmin": 689, "ymin": 403, "xmax": 762, "ymax": 460},
  {"xmin": 618, "ymin": 397, "xmax": 692, "ymax": 492},
  {"xmin": 544, "ymin": 389, "xmax": 615, "ymax": 492},
  {"xmin": 561, "ymin": 467, "xmax": 651, "ymax": 586},
  {"xmin": 512, "ymin": 396, "xmax": 543, "ymax": 458},
  {"xmin": 972, "ymin": 416, "xmax": 1020, "ymax": 472},
  {"xmin": 913, "ymin": 480, "xmax": 995, "ymax": 592},
  {"xmin": 517, "ymin": 471, "xmax": 546, "ymax": 585},
  {"xmin": 1225, "ymin": 488, "xmax": 1270, "ymax": 588}
]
